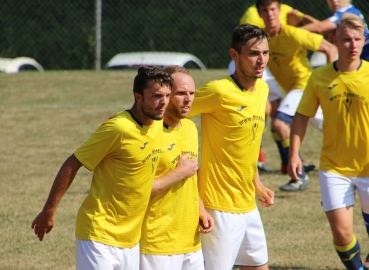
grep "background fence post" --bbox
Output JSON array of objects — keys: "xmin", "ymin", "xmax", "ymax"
[{"xmin": 95, "ymin": 0, "xmax": 102, "ymax": 70}]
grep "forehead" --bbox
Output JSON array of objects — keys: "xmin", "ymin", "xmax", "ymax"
[
  {"xmin": 144, "ymin": 80, "xmax": 171, "ymax": 93},
  {"xmin": 242, "ymin": 38, "xmax": 269, "ymax": 51},
  {"xmin": 171, "ymin": 73, "xmax": 195, "ymax": 91}
]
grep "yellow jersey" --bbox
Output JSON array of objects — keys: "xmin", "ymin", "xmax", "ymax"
[
  {"xmin": 240, "ymin": 4, "xmax": 304, "ymax": 28},
  {"xmin": 188, "ymin": 77, "xmax": 269, "ymax": 213},
  {"xmin": 141, "ymin": 119, "xmax": 200, "ymax": 254},
  {"xmin": 297, "ymin": 61, "xmax": 369, "ymax": 177},
  {"xmin": 267, "ymin": 25, "xmax": 323, "ymax": 93},
  {"xmin": 74, "ymin": 111, "xmax": 163, "ymax": 248}
]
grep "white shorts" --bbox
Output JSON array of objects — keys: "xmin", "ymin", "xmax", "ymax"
[
  {"xmin": 201, "ymin": 208, "xmax": 268, "ymax": 269},
  {"xmin": 76, "ymin": 239, "xmax": 140, "ymax": 270},
  {"xmin": 140, "ymin": 250, "xmax": 204, "ymax": 270},
  {"xmin": 228, "ymin": 61, "xmax": 282, "ymax": 102},
  {"xmin": 319, "ymin": 170, "xmax": 369, "ymax": 213},
  {"xmin": 277, "ymin": 89, "xmax": 323, "ymax": 131}
]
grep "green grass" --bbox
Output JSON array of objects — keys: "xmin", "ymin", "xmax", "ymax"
[{"xmin": 0, "ymin": 70, "xmax": 367, "ymax": 270}]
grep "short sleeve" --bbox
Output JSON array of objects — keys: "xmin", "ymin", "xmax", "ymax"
[
  {"xmin": 187, "ymin": 81, "xmax": 224, "ymax": 118},
  {"xmin": 296, "ymin": 73, "xmax": 320, "ymax": 117},
  {"xmin": 74, "ymin": 118, "xmax": 124, "ymax": 170}
]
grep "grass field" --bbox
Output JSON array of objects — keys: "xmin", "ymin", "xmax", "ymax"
[{"xmin": 1, "ymin": 70, "xmax": 368, "ymax": 270}]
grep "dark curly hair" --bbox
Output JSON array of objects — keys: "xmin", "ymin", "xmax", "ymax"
[{"xmin": 133, "ymin": 66, "xmax": 173, "ymax": 96}]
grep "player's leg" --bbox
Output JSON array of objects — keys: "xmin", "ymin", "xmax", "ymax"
[
  {"xmin": 275, "ymin": 90, "xmax": 308, "ymax": 191},
  {"xmin": 271, "ymin": 116, "xmax": 290, "ymax": 174},
  {"xmin": 201, "ymin": 209, "xmax": 245, "ymax": 270},
  {"xmin": 319, "ymin": 171, "xmax": 362, "ymax": 270},
  {"xmin": 259, "ymin": 67, "xmax": 282, "ymax": 172},
  {"xmin": 353, "ymin": 176, "xmax": 369, "ymax": 267},
  {"xmin": 258, "ymin": 100, "xmax": 270, "ymax": 172},
  {"xmin": 140, "ymin": 254, "xmax": 187, "ymax": 270},
  {"xmin": 76, "ymin": 239, "xmax": 140, "ymax": 270},
  {"xmin": 234, "ymin": 208, "xmax": 268, "ymax": 270}
]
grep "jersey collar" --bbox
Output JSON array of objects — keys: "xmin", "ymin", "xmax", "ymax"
[
  {"xmin": 230, "ymin": 75, "xmax": 245, "ymax": 92},
  {"xmin": 126, "ymin": 110, "xmax": 144, "ymax": 127},
  {"xmin": 333, "ymin": 60, "xmax": 362, "ymax": 72}
]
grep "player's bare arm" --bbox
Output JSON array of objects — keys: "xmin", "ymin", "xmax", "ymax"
[
  {"xmin": 253, "ymin": 171, "xmax": 274, "ymax": 207},
  {"xmin": 199, "ymin": 198, "xmax": 214, "ymax": 233},
  {"xmin": 288, "ymin": 113, "xmax": 310, "ymax": 181},
  {"xmin": 150, "ymin": 153, "xmax": 198, "ymax": 197},
  {"xmin": 301, "ymin": 19, "xmax": 337, "ymax": 35},
  {"xmin": 318, "ymin": 38, "xmax": 338, "ymax": 63},
  {"xmin": 31, "ymin": 154, "xmax": 82, "ymax": 241},
  {"xmin": 287, "ymin": 11, "xmax": 319, "ymax": 27},
  {"xmin": 299, "ymin": 14, "xmax": 320, "ymax": 26}
]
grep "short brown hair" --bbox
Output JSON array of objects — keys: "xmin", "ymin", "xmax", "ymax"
[
  {"xmin": 231, "ymin": 24, "xmax": 269, "ymax": 53},
  {"xmin": 256, "ymin": 0, "xmax": 281, "ymax": 12}
]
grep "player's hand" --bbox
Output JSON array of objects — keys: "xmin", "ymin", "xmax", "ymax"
[
  {"xmin": 288, "ymin": 154, "xmax": 302, "ymax": 181},
  {"xmin": 199, "ymin": 209, "xmax": 214, "ymax": 234},
  {"xmin": 31, "ymin": 210, "xmax": 54, "ymax": 241},
  {"xmin": 176, "ymin": 153, "xmax": 198, "ymax": 179},
  {"xmin": 287, "ymin": 10, "xmax": 300, "ymax": 26},
  {"xmin": 255, "ymin": 182, "xmax": 274, "ymax": 207}
]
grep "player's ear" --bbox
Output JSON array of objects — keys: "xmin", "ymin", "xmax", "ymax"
[
  {"xmin": 134, "ymin": 92, "xmax": 143, "ymax": 102},
  {"xmin": 229, "ymin": 48, "xmax": 238, "ymax": 61}
]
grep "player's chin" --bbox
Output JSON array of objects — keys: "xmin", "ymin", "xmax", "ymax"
[{"xmin": 151, "ymin": 112, "xmax": 165, "ymax": 120}]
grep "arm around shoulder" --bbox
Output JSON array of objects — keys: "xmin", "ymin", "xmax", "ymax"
[{"xmin": 150, "ymin": 153, "xmax": 198, "ymax": 197}]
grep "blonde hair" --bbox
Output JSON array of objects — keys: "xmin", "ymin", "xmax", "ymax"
[{"xmin": 337, "ymin": 13, "xmax": 365, "ymax": 34}]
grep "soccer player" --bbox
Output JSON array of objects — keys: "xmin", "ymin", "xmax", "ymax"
[
  {"xmin": 257, "ymin": 0, "xmax": 337, "ymax": 191},
  {"xmin": 31, "ymin": 66, "xmax": 173, "ymax": 270},
  {"xmin": 239, "ymin": 3, "xmax": 318, "ymax": 28},
  {"xmin": 140, "ymin": 66, "xmax": 214, "ymax": 270},
  {"xmin": 234, "ymin": 3, "xmax": 319, "ymax": 172},
  {"xmin": 288, "ymin": 14, "xmax": 369, "ymax": 270},
  {"xmin": 298, "ymin": 0, "xmax": 369, "ymax": 60},
  {"xmin": 188, "ymin": 24, "xmax": 274, "ymax": 270}
]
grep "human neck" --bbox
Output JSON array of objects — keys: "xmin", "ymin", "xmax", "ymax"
[
  {"xmin": 266, "ymin": 23, "xmax": 281, "ymax": 37},
  {"xmin": 232, "ymin": 72, "xmax": 257, "ymax": 92},
  {"xmin": 335, "ymin": 58, "xmax": 362, "ymax": 72},
  {"xmin": 164, "ymin": 113, "xmax": 181, "ymax": 128},
  {"xmin": 129, "ymin": 104, "xmax": 154, "ymax": 126}
]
